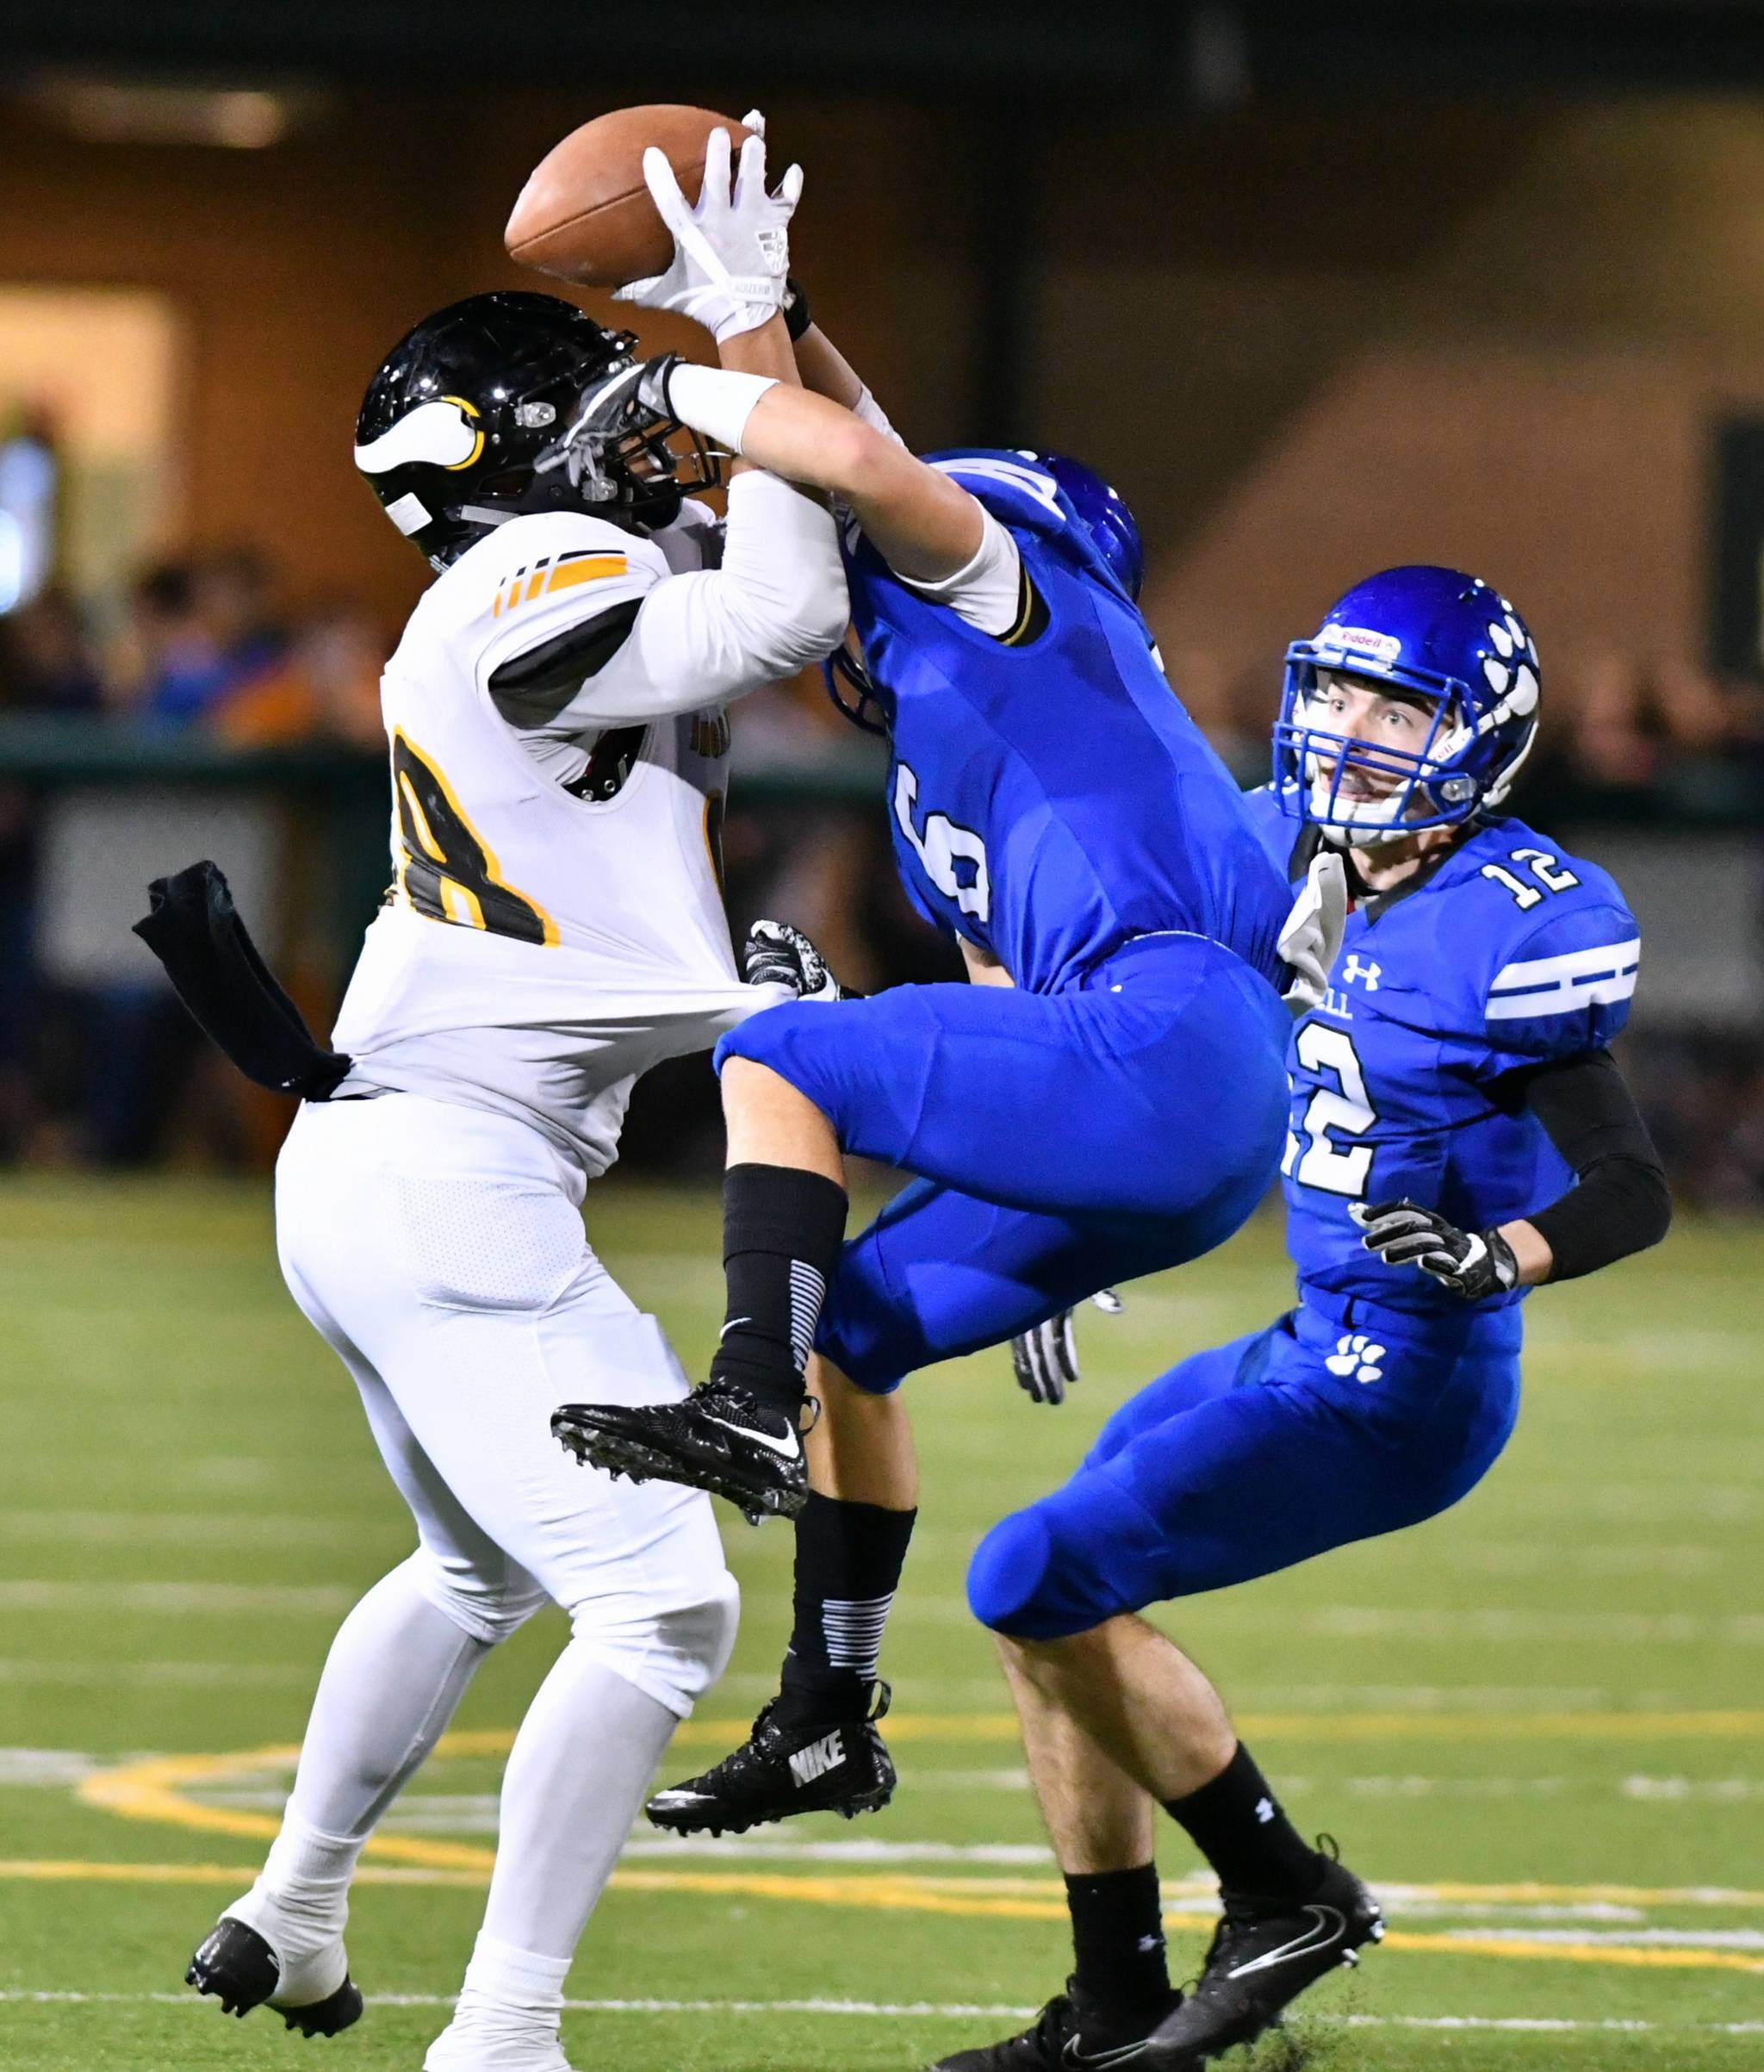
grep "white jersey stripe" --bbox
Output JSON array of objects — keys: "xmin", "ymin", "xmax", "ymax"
[
  {"xmin": 1489, "ymin": 937, "xmax": 1641, "ymax": 994},
  {"xmin": 1486, "ymin": 969, "xmax": 1638, "ymax": 1020}
]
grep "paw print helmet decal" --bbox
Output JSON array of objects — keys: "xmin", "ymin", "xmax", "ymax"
[{"xmin": 1274, "ymin": 564, "xmax": 1541, "ymax": 843}]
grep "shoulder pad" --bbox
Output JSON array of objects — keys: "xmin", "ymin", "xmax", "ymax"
[
  {"xmin": 1458, "ymin": 824, "xmax": 1639, "ymax": 1059},
  {"xmin": 438, "ymin": 512, "xmax": 668, "ymax": 681}
]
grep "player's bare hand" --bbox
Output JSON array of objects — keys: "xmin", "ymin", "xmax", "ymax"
[
  {"xmin": 1351, "ymin": 1198, "xmax": 1519, "ymax": 1300},
  {"xmin": 614, "ymin": 126, "xmax": 802, "ymax": 343},
  {"xmin": 744, "ymin": 919, "xmax": 848, "ymax": 1003},
  {"xmin": 1009, "ymin": 1290, "xmax": 1123, "ymax": 1405}
]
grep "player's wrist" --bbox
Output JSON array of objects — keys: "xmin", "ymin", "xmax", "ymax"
[{"xmin": 1493, "ymin": 1219, "xmax": 1547, "ymax": 1287}]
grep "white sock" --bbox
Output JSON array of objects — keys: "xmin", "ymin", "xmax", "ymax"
[
  {"xmin": 480, "ymin": 1642, "xmax": 680, "ymax": 1961},
  {"xmin": 444, "ymin": 1932, "xmax": 571, "ymax": 2052},
  {"xmin": 247, "ymin": 1558, "xmax": 490, "ymax": 1952}
]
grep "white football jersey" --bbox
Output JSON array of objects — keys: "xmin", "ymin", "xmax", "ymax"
[{"xmin": 331, "ymin": 502, "xmax": 797, "ymax": 1177}]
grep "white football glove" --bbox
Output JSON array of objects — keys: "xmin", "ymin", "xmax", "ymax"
[
  {"xmin": 1276, "ymin": 850, "xmax": 1349, "ymax": 1018},
  {"xmin": 743, "ymin": 918, "xmax": 848, "ymax": 1003},
  {"xmin": 1009, "ymin": 1290, "xmax": 1124, "ymax": 1407},
  {"xmin": 614, "ymin": 125, "xmax": 802, "ymax": 343}
]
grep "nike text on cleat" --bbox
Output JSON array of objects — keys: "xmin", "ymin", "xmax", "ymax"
[
  {"xmin": 929, "ymin": 1982, "xmax": 1183, "ymax": 2071},
  {"xmin": 1140, "ymin": 1851, "xmax": 1383, "ymax": 2064},
  {"xmin": 551, "ymin": 1378, "xmax": 809, "ymax": 1519},
  {"xmin": 185, "ymin": 1917, "xmax": 363, "ymax": 2038},
  {"xmin": 646, "ymin": 1686, "xmax": 896, "ymax": 1836}
]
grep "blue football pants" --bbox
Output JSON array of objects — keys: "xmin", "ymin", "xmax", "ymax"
[
  {"xmin": 714, "ymin": 934, "xmax": 1289, "ymax": 1393},
  {"xmin": 966, "ymin": 1295, "xmax": 1525, "ymax": 1639}
]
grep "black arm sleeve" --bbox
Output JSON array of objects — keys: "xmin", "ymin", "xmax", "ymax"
[
  {"xmin": 1500, "ymin": 1048, "xmax": 1672, "ymax": 1282},
  {"xmin": 487, "ymin": 598, "xmax": 643, "ymax": 727}
]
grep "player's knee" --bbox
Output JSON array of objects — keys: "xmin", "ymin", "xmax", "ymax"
[
  {"xmin": 568, "ymin": 1570, "xmax": 740, "ymax": 1717},
  {"xmin": 967, "ymin": 1492, "xmax": 1139, "ymax": 1641},
  {"xmin": 968, "ymin": 1509, "xmax": 1073, "ymax": 1640},
  {"xmin": 408, "ymin": 1549, "xmax": 547, "ymax": 1648}
]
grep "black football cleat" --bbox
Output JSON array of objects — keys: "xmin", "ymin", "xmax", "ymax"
[
  {"xmin": 930, "ymin": 1982, "xmax": 1183, "ymax": 2070},
  {"xmin": 647, "ymin": 1684, "xmax": 896, "ymax": 1836},
  {"xmin": 186, "ymin": 1916, "xmax": 363, "ymax": 2038},
  {"xmin": 1143, "ymin": 1847, "xmax": 1383, "ymax": 2065},
  {"xmin": 553, "ymin": 1378, "xmax": 809, "ymax": 1523}
]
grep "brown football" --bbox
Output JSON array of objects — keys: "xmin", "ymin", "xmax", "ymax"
[{"xmin": 505, "ymin": 104, "xmax": 756, "ymax": 289}]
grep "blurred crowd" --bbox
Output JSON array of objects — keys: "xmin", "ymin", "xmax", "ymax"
[
  {"xmin": 0, "ymin": 548, "xmax": 387, "ymax": 747},
  {"xmin": 2, "ymin": 549, "xmax": 1763, "ymax": 1204}
]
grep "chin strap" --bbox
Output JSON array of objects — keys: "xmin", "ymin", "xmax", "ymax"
[{"xmin": 134, "ymin": 861, "xmax": 352, "ymax": 1101}]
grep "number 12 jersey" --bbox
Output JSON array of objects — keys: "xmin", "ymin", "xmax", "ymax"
[{"xmin": 1244, "ymin": 795, "xmax": 1643, "ymax": 1317}]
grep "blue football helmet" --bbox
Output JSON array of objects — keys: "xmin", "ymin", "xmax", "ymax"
[
  {"xmin": 1019, "ymin": 451, "xmax": 1144, "ymax": 601},
  {"xmin": 823, "ymin": 449, "xmax": 1146, "ymax": 732},
  {"xmin": 1273, "ymin": 563, "xmax": 1540, "ymax": 842}
]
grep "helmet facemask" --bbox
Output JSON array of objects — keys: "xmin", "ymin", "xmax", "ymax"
[
  {"xmin": 532, "ymin": 340, "xmax": 720, "ymax": 530},
  {"xmin": 1276, "ymin": 663, "xmax": 1485, "ymax": 847}
]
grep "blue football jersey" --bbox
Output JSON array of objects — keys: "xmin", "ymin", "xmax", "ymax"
[
  {"xmin": 1243, "ymin": 793, "xmax": 1642, "ymax": 1316},
  {"xmin": 844, "ymin": 452, "xmax": 1290, "ymax": 996}
]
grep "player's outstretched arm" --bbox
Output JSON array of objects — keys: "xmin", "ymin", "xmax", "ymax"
[
  {"xmin": 653, "ymin": 365, "xmax": 984, "ymax": 582},
  {"xmin": 621, "ymin": 127, "xmax": 982, "ymax": 582}
]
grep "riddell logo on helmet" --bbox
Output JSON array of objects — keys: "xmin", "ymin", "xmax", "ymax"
[{"xmin": 1327, "ymin": 626, "xmax": 1402, "ymax": 665}]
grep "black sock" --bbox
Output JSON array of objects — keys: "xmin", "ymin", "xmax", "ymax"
[
  {"xmin": 1163, "ymin": 1743, "xmax": 1326, "ymax": 1905},
  {"xmin": 709, "ymin": 1163, "xmax": 848, "ymax": 1422},
  {"xmin": 774, "ymin": 1491, "xmax": 916, "ymax": 1726},
  {"xmin": 1065, "ymin": 1864, "xmax": 1171, "ymax": 2019}
]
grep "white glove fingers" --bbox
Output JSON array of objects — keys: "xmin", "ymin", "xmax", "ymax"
[
  {"xmin": 1054, "ymin": 1313, "xmax": 1079, "ymax": 1385},
  {"xmin": 740, "ymin": 108, "xmax": 767, "ymax": 137},
  {"xmin": 700, "ymin": 127, "xmax": 734, "ymax": 216},
  {"xmin": 733, "ymin": 129, "xmax": 768, "ymax": 210},
  {"xmin": 776, "ymin": 160, "xmax": 804, "ymax": 212},
  {"xmin": 641, "ymin": 146, "xmax": 694, "ymax": 236}
]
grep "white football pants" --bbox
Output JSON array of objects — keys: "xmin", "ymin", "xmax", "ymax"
[
  {"xmin": 260, "ymin": 1092, "xmax": 737, "ymax": 2007},
  {"xmin": 276, "ymin": 1092, "xmax": 736, "ymax": 1691}
]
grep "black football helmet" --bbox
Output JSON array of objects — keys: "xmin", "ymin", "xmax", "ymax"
[{"xmin": 353, "ymin": 291, "xmax": 719, "ymax": 568}]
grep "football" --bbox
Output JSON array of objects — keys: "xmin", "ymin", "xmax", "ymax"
[{"xmin": 505, "ymin": 103, "xmax": 756, "ymax": 289}]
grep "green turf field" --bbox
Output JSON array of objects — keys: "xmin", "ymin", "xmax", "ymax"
[{"xmin": 1, "ymin": 1175, "xmax": 1761, "ymax": 2071}]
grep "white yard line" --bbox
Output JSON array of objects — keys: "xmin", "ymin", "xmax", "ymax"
[
  {"xmin": 0, "ymin": 1510, "xmax": 357, "ymax": 1547},
  {"xmin": 0, "ymin": 1658, "xmax": 311, "ymax": 1687},
  {"xmin": 9, "ymin": 1573, "xmax": 1761, "ymax": 1645},
  {"xmin": 1, "ymin": 1991, "xmax": 1761, "ymax": 2033},
  {"xmin": 0, "ymin": 1582, "xmax": 354, "ymax": 1615}
]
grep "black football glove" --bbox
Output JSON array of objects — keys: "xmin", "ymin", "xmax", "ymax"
[
  {"xmin": 742, "ymin": 919, "xmax": 850, "ymax": 1003},
  {"xmin": 1009, "ymin": 1291, "xmax": 1124, "ymax": 1405},
  {"xmin": 1351, "ymin": 1198, "xmax": 1520, "ymax": 1301}
]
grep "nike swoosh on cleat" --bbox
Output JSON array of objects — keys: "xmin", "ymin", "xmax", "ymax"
[
  {"xmin": 1226, "ymin": 1905, "xmax": 1346, "ymax": 1979},
  {"xmin": 1062, "ymin": 2036, "xmax": 1159, "ymax": 2068},
  {"xmin": 705, "ymin": 1415, "xmax": 801, "ymax": 1461}
]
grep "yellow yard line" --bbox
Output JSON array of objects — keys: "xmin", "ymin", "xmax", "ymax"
[
  {"xmin": 68, "ymin": 1735, "xmax": 1764, "ymax": 1979},
  {"xmin": 682, "ymin": 1709, "xmax": 1764, "ymax": 1745},
  {"xmin": 5, "ymin": 1857, "xmax": 1764, "ymax": 1973}
]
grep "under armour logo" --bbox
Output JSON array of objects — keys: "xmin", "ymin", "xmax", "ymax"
[
  {"xmin": 1255, "ymin": 1796, "xmax": 1276, "ymax": 1824},
  {"xmin": 1341, "ymin": 955, "xmax": 1381, "ymax": 991},
  {"xmin": 1326, "ymin": 1332, "xmax": 1386, "ymax": 1384}
]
